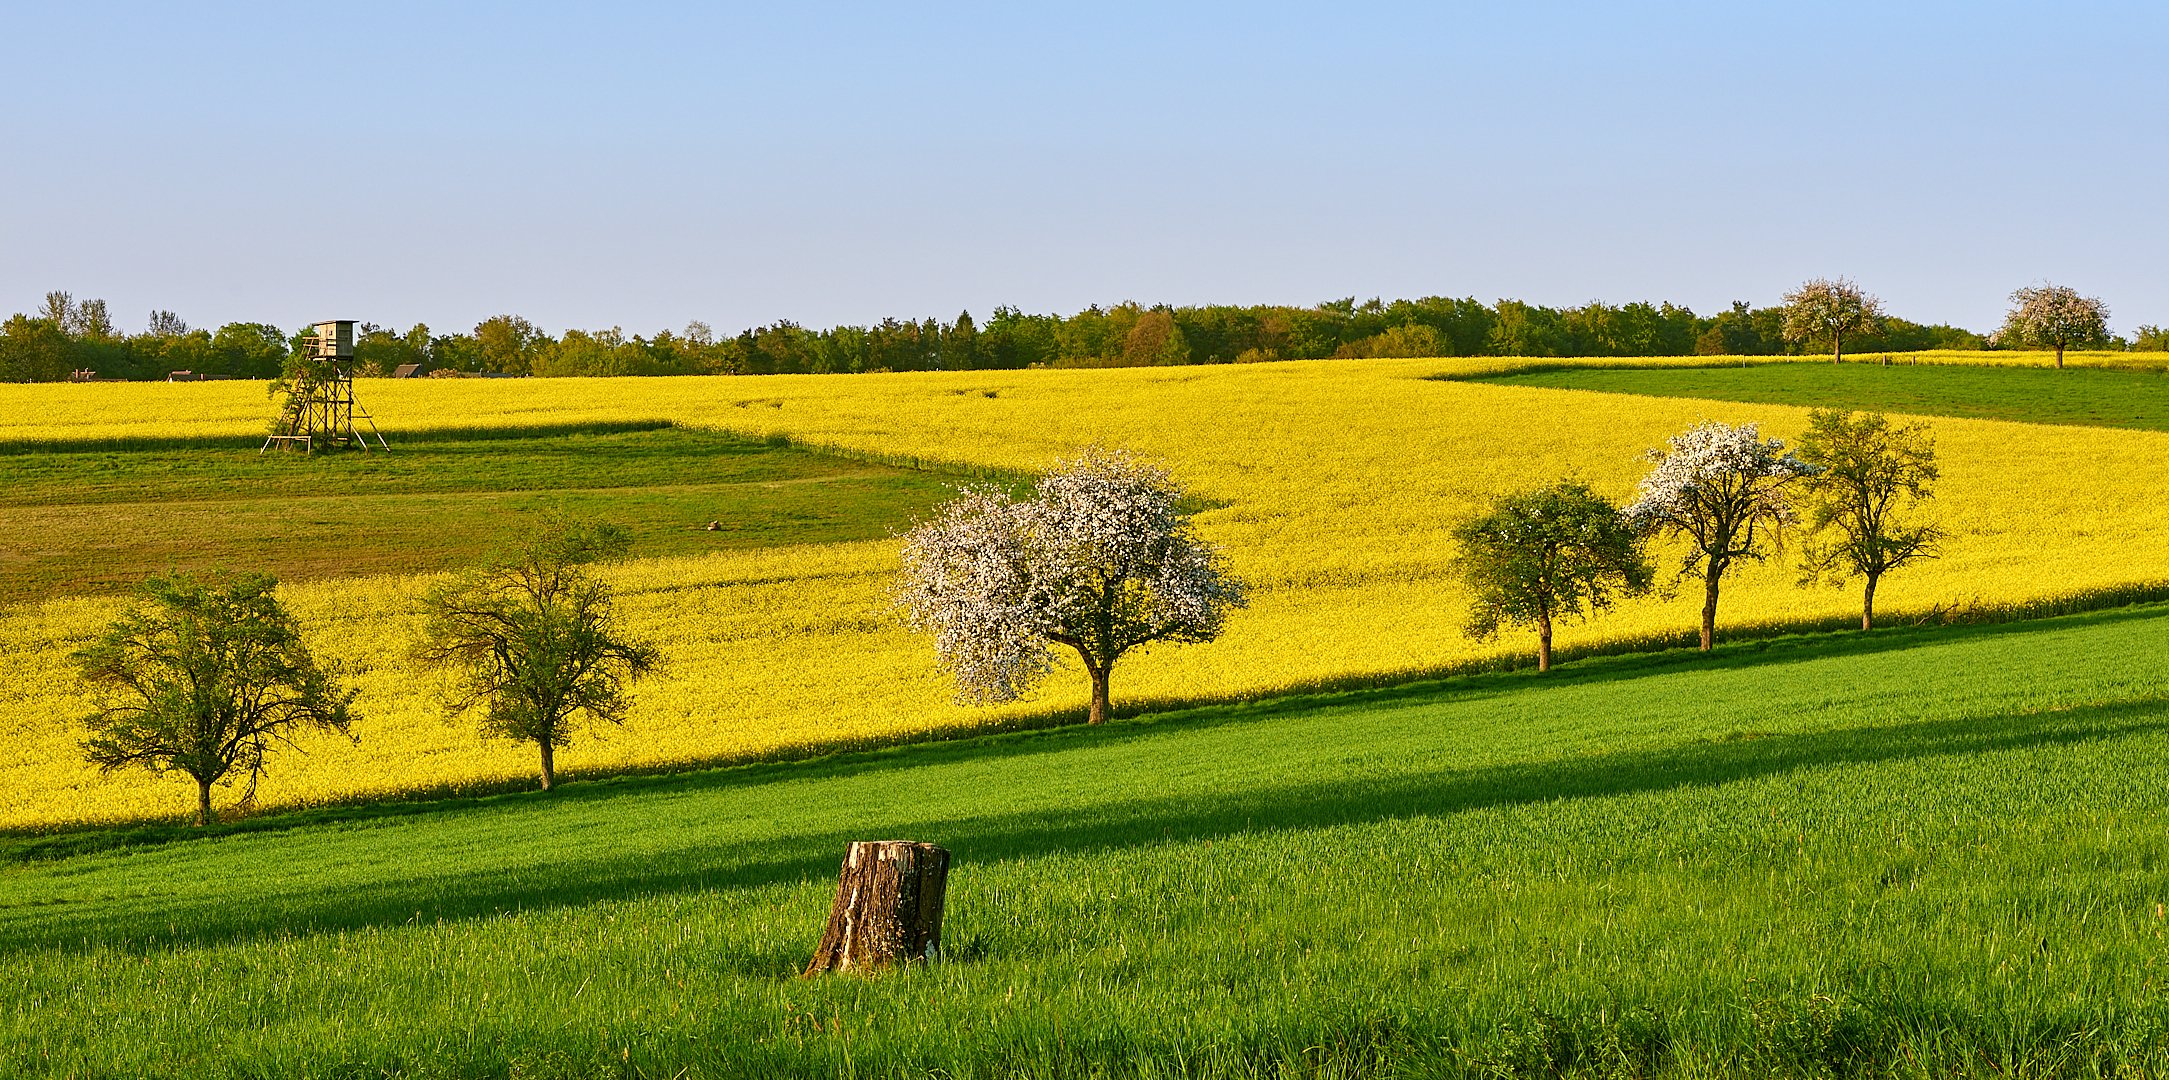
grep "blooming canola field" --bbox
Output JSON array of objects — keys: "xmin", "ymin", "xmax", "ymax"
[{"xmin": 5, "ymin": 355, "xmax": 2168, "ymax": 829}]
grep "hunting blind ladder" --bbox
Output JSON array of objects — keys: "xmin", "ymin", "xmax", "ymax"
[{"xmin": 262, "ymin": 320, "xmax": 390, "ymax": 453}]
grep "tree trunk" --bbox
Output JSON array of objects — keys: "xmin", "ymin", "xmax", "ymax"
[
  {"xmin": 1862, "ymin": 575, "xmax": 1878, "ymax": 631},
  {"xmin": 805, "ymin": 841, "xmax": 951, "ymax": 976},
  {"xmin": 538, "ymin": 740, "xmax": 555, "ymax": 791},
  {"xmin": 1832, "ymin": 331, "xmax": 1842, "ymax": 364},
  {"xmin": 197, "ymin": 776, "xmax": 214, "ymax": 827},
  {"xmin": 1700, "ymin": 567, "xmax": 1721, "ymax": 651},
  {"xmin": 1087, "ymin": 663, "xmax": 1110, "ymax": 725},
  {"xmin": 2055, "ymin": 343, "xmax": 2066, "ymax": 369},
  {"xmin": 1536, "ymin": 611, "xmax": 1553, "ymax": 672}
]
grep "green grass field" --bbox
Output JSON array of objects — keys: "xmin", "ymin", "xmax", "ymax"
[
  {"xmin": 8, "ymin": 605, "xmax": 2169, "ymax": 1077},
  {"xmin": 1472, "ymin": 362, "xmax": 2169, "ymax": 431},
  {"xmin": 0, "ymin": 424, "xmax": 957, "ymax": 603}
]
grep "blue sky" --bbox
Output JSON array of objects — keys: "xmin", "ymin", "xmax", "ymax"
[{"xmin": 3, "ymin": 2, "xmax": 2163, "ymax": 336}]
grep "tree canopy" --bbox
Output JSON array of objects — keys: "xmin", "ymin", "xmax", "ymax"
[
  {"xmin": 1454, "ymin": 482, "xmax": 1653, "ymax": 671},
  {"xmin": 414, "ymin": 516, "xmax": 659, "ymax": 790},
  {"xmin": 74, "ymin": 572, "xmax": 355, "ymax": 825},
  {"xmin": 1627, "ymin": 422, "xmax": 1816, "ymax": 651},
  {"xmin": 897, "ymin": 449, "xmax": 1246, "ymax": 725},
  {"xmin": 1998, "ymin": 284, "xmax": 2110, "ymax": 368},
  {"xmin": 0, "ymin": 288, "xmax": 2012, "ymax": 382},
  {"xmin": 1795, "ymin": 410, "xmax": 1943, "ymax": 629},
  {"xmin": 1781, "ymin": 278, "xmax": 1886, "ymax": 363}
]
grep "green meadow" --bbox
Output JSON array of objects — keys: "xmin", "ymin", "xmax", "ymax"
[
  {"xmin": 1472, "ymin": 362, "xmax": 2169, "ymax": 432},
  {"xmin": 0, "ymin": 424, "xmax": 954, "ymax": 604},
  {"xmin": 8, "ymin": 605, "xmax": 2169, "ymax": 1077}
]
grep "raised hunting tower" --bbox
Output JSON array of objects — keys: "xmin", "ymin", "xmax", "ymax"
[{"xmin": 262, "ymin": 320, "xmax": 389, "ymax": 453}]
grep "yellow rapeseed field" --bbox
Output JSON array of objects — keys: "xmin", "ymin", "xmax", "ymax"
[{"xmin": 5, "ymin": 353, "xmax": 2168, "ymax": 829}]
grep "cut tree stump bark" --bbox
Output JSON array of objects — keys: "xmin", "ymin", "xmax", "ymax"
[{"xmin": 803, "ymin": 841, "xmax": 950, "ymax": 976}]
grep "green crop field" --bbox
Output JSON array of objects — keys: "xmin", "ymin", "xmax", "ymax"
[
  {"xmin": 0, "ymin": 424, "xmax": 956, "ymax": 604},
  {"xmin": 1472, "ymin": 362, "xmax": 2169, "ymax": 432},
  {"xmin": 8, "ymin": 605, "xmax": 2169, "ymax": 1077}
]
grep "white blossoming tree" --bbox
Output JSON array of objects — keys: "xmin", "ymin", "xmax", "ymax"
[
  {"xmin": 897, "ymin": 448, "xmax": 1247, "ymax": 725},
  {"xmin": 1627, "ymin": 422, "xmax": 1816, "ymax": 651},
  {"xmin": 1998, "ymin": 284, "xmax": 2109, "ymax": 369},
  {"xmin": 1781, "ymin": 277, "xmax": 1884, "ymax": 362}
]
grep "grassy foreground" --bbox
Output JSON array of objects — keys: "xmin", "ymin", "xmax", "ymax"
[
  {"xmin": 8, "ymin": 604, "xmax": 2169, "ymax": 1077},
  {"xmin": 1472, "ymin": 362, "xmax": 2169, "ymax": 432}
]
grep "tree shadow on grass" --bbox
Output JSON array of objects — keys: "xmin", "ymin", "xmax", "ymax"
[
  {"xmin": 10, "ymin": 601, "xmax": 2167, "ymax": 867},
  {"xmin": 7, "ymin": 688, "xmax": 2165, "ymax": 956}
]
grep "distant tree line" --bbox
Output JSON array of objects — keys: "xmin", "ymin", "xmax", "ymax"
[{"xmin": 28, "ymin": 287, "xmax": 2141, "ymax": 383}]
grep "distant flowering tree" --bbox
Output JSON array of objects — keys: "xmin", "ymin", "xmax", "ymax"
[
  {"xmin": 897, "ymin": 448, "xmax": 1247, "ymax": 725},
  {"xmin": 1795, "ymin": 410, "xmax": 1943, "ymax": 630},
  {"xmin": 1997, "ymin": 284, "xmax": 2109, "ymax": 369},
  {"xmin": 1781, "ymin": 277, "xmax": 1884, "ymax": 362},
  {"xmin": 1627, "ymin": 422, "xmax": 1816, "ymax": 651},
  {"xmin": 1453, "ymin": 481, "xmax": 1653, "ymax": 672}
]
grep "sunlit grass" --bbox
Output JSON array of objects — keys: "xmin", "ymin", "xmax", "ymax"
[
  {"xmin": 7, "ymin": 606, "xmax": 2169, "ymax": 1076},
  {"xmin": 1474, "ymin": 362, "xmax": 2169, "ymax": 432}
]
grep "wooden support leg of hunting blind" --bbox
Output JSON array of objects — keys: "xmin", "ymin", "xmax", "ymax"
[{"xmin": 804, "ymin": 841, "xmax": 950, "ymax": 976}]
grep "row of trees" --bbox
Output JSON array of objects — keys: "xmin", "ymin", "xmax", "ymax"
[
  {"xmin": 1457, "ymin": 412, "xmax": 1941, "ymax": 668},
  {"xmin": 14, "ymin": 283, "xmax": 2156, "ymax": 383},
  {"xmin": 1786, "ymin": 278, "xmax": 2123, "ymax": 368},
  {"xmin": 55, "ymin": 414, "xmax": 1948, "ymax": 825},
  {"xmin": 77, "ymin": 516, "xmax": 656, "ymax": 824},
  {"xmin": 898, "ymin": 413, "xmax": 1941, "ymax": 735}
]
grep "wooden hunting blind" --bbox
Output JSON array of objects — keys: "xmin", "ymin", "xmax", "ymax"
[{"xmin": 262, "ymin": 319, "xmax": 389, "ymax": 453}]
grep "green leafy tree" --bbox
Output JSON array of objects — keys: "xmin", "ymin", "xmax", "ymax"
[
  {"xmin": 211, "ymin": 322, "xmax": 294, "ymax": 379},
  {"xmin": 74, "ymin": 573, "xmax": 356, "ymax": 826},
  {"xmin": 474, "ymin": 314, "xmax": 550, "ymax": 374},
  {"xmin": 1122, "ymin": 308, "xmax": 1192, "ymax": 366},
  {"xmin": 1454, "ymin": 482, "xmax": 1653, "ymax": 671},
  {"xmin": 1341, "ymin": 323, "xmax": 1445, "ymax": 359},
  {"xmin": 415, "ymin": 517, "xmax": 659, "ymax": 790},
  {"xmin": 0, "ymin": 314, "xmax": 73, "ymax": 381},
  {"xmin": 1487, "ymin": 300, "xmax": 1562, "ymax": 356},
  {"xmin": 943, "ymin": 309, "xmax": 983, "ymax": 370},
  {"xmin": 1795, "ymin": 410, "xmax": 1943, "ymax": 630}
]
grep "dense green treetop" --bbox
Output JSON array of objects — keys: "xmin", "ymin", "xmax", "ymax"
[{"xmin": 4, "ymin": 285, "xmax": 2116, "ymax": 382}]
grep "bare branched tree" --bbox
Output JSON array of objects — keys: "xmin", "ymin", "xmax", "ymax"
[
  {"xmin": 897, "ymin": 448, "xmax": 1246, "ymax": 724},
  {"xmin": 1628, "ymin": 422, "xmax": 1816, "ymax": 651},
  {"xmin": 1998, "ymin": 284, "xmax": 2109, "ymax": 369},
  {"xmin": 145, "ymin": 309, "xmax": 190, "ymax": 338},
  {"xmin": 1781, "ymin": 278, "xmax": 1884, "ymax": 362},
  {"xmin": 75, "ymin": 572, "xmax": 356, "ymax": 826}
]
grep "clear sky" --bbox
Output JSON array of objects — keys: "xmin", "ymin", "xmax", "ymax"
[{"xmin": 3, "ymin": 2, "xmax": 2163, "ymax": 337}]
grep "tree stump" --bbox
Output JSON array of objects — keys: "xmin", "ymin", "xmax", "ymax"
[{"xmin": 803, "ymin": 841, "xmax": 950, "ymax": 976}]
